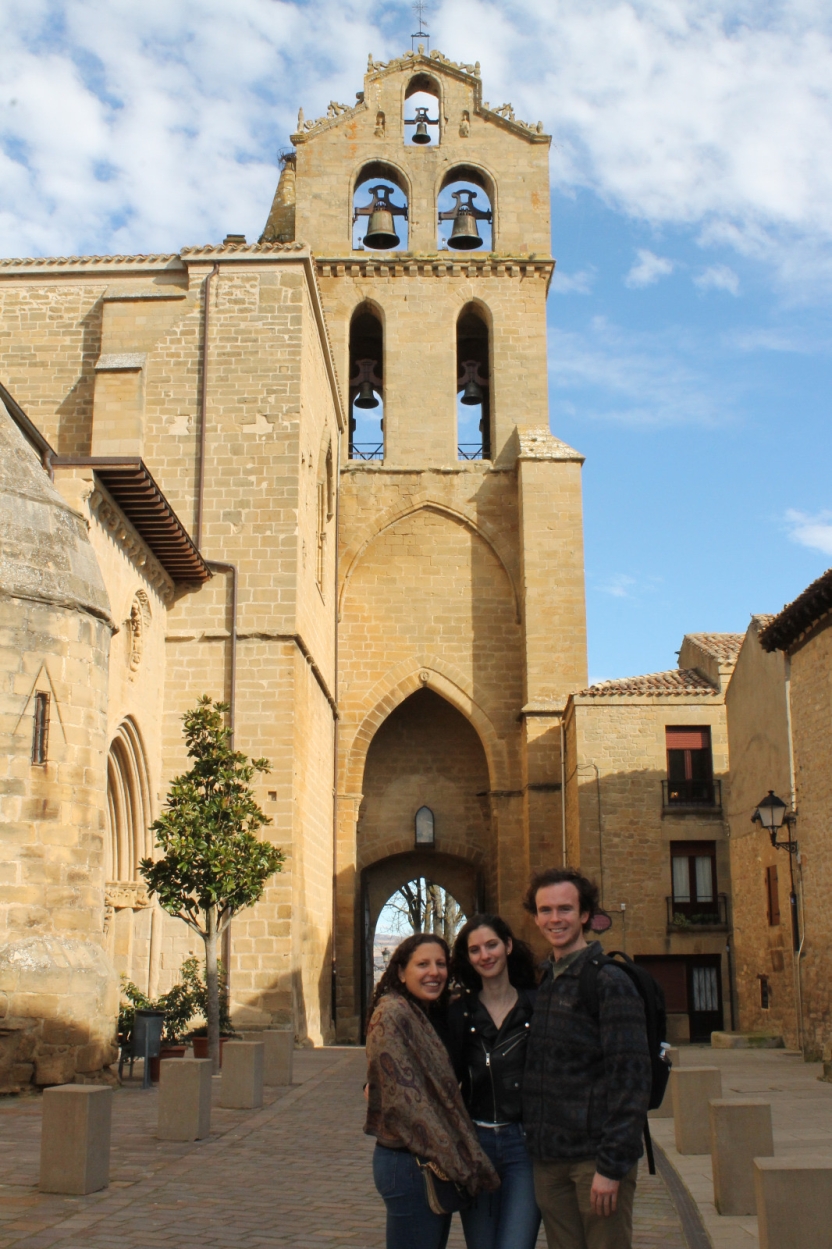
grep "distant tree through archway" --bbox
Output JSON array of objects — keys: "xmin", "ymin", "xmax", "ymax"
[{"xmin": 373, "ymin": 877, "xmax": 466, "ymax": 983}]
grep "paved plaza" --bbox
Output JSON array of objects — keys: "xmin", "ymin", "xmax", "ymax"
[{"xmin": 0, "ymin": 1047, "xmax": 688, "ymax": 1249}]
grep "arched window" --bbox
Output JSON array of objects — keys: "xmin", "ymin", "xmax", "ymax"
[
  {"xmin": 349, "ymin": 303, "xmax": 384, "ymax": 461},
  {"xmin": 353, "ymin": 162, "xmax": 409, "ymax": 252},
  {"xmin": 404, "ymin": 74, "xmax": 441, "ymax": 146},
  {"xmin": 457, "ymin": 305, "xmax": 491, "ymax": 461},
  {"xmin": 106, "ymin": 718, "xmax": 151, "ymax": 882},
  {"xmin": 438, "ymin": 167, "xmax": 493, "ymax": 252}
]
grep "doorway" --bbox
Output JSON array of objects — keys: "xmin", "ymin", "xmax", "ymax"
[{"xmin": 635, "ymin": 954, "xmax": 724, "ymax": 1043}]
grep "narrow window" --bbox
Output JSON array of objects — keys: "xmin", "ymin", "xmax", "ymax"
[
  {"xmin": 759, "ymin": 975, "xmax": 771, "ymax": 1009},
  {"xmin": 665, "ymin": 726, "xmax": 714, "ymax": 805},
  {"xmin": 670, "ymin": 841, "xmax": 717, "ymax": 921},
  {"xmin": 349, "ymin": 304, "xmax": 384, "ymax": 461},
  {"xmin": 415, "ymin": 806, "xmax": 435, "ymax": 847},
  {"xmin": 316, "ymin": 481, "xmax": 326, "ymax": 591},
  {"xmin": 766, "ymin": 864, "xmax": 781, "ymax": 926},
  {"xmin": 456, "ymin": 304, "xmax": 490, "ymax": 461},
  {"xmin": 32, "ymin": 691, "xmax": 50, "ymax": 764}
]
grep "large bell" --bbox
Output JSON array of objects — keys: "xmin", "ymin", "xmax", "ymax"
[
  {"xmin": 364, "ymin": 209, "xmax": 400, "ymax": 249},
  {"xmin": 448, "ymin": 208, "xmax": 483, "ymax": 250},
  {"xmin": 354, "ymin": 380, "xmax": 379, "ymax": 409},
  {"xmin": 411, "ymin": 107, "xmax": 433, "ymax": 144},
  {"xmin": 460, "ymin": 378, "xmax": 484, "ymax": 405}
]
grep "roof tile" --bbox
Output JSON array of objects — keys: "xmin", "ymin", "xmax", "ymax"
[{"xmin": 580, "ymin": 669, "xmax": 719, "ymax": 697}]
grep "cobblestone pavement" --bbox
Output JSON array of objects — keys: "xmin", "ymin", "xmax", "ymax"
[{"xmin": 0, "ymin": 1049, "xmax": 685, "ymax": 1249}]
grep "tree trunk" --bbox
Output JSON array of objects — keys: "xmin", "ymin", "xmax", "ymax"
[{"xmin": 205, "ymin": 906, "xmax": 220, "ymax": 1074}]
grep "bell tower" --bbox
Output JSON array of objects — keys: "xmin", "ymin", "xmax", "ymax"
[{"xmin": 263, "ymin": 49, "xmax": 589, "ymax": 1040}]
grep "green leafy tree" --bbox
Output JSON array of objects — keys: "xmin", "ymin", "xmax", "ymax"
[{"xmin": 140, "ymin": 697, "xmax": 284, "ymax": 1071}]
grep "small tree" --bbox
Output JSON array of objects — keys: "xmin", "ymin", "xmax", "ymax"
[{"xmin": 140, "ymin": 696, "xmax": 284, "ymax": 1071}]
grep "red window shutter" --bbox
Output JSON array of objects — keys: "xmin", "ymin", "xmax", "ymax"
[{"xmin": 666, "ymin": 727, "xmax": 711, "ymax": 750}]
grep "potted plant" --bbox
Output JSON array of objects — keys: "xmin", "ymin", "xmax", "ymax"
[
  {"xmin": 140, "ymin": 697, "xmax": 284, "ymax": 1072},
  {"xmin": 119, "ymin": 973, "xmax": 197, "ymax": 1081}
]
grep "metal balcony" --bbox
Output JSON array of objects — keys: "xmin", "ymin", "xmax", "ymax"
[
  {"xmin": 667, "ymin": 893, "xmax": 729, "ymax": 931},
  {"xmin": 662, "ymin": 778, "xmax": 722, "ymax": 811}
]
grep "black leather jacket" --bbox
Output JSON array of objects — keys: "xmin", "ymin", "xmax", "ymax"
[{"xmin": 448, "ymin": 989, "xmax": 536, "ymax": 1124}]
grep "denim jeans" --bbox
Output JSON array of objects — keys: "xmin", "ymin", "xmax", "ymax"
[
  {"xmin": 461, "ymin": 1123, "xmax": 541, "ymax": 1249},
  {"xmin": 373, "ymin": 1144, "xmax": 452, "ymax": 1249}
]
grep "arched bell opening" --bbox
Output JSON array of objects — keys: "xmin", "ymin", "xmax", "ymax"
[
  {"xmin": 349, "ymin": 302, "xmax": 384, "ymax": 461},
  {"xmin": 438, "ymin": 166, "xmax": 494, "ymax": 252},
  {"xmin": 404, "ymin": 73, "xmax": 441, "ymax": 146},
  {"xmin": 352, "ymin": 162, "xmax": 409, "ymax": 251},
  {"xmin": 457, "ymin": 303, "xmax": 491, "ymax": 461}
]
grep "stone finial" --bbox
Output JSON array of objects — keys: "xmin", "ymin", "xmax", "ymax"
[{"xmin": 297, "ymin": 107, "xmax": 304, "ymax": 130}]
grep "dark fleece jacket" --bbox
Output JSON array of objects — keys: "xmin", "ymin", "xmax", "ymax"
[{"xmin": 522, "ymin": 941, "xmax": 651, "ymax": 1180}]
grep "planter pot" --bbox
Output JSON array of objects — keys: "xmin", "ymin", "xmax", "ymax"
[
  {"xmin": 149, "ymin": 1045, "xmax": 187, "ymax": 1084},
  {"xmin": 191, "ymin": 1037, "xmax": 231, "ymax": 1067}
]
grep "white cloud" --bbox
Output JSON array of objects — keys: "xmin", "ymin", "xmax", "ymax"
[
  {"xmin": 599, "ymin": 573, "xmax": 636, "ymax": 598},
  {"xmin": 785, "ymin": 509, "xmax": 832, "ymax": 556},
  {"xmin": 0, "ymin": 0, "xmax": 830, "ymax": 296},
  {"xmin": 548, "ymin": 317, "xmax": 733, "ymax": 427},
  {"xmin": 625, "ymin": 248, "xmax": 675, "ymax": 288},
  {"xmin": 552, "ymin": 266, "xmax": 595, "ymax": 294},
  {"xmin": 695, "ymin": 264, "xmax": 740, "ymax": 294}
]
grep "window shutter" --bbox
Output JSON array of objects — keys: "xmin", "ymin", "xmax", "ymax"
[
  {"xmin": 766, "ymin": 865, "xmax": 780, "ymax": 926},
  {"xmin": 665, "ymin": 727, "xmax": 710, "ymax": 750}
]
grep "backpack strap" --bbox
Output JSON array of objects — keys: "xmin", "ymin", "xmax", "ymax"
[{"xmin": 576, "ymin": 953, "xmax": 610, "ymax": 1018}]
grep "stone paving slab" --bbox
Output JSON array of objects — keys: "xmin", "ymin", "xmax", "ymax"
[
  {"xmin": 649, "ymin": 1045, "xmax": 832, "ymax": 1249},
  {"xmin": 0, "ymin": 1048, "xmax": 686, "ymax": 1249}
]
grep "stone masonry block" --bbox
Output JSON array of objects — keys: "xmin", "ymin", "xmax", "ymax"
[
  {"xmin": 220, "ymin": 1041, "xmax": 264, "ymax": 1109},
  {"xmin": 39, "ymin": 1085, "xmax": 112, "ymax": 1195},
  {"xmin": 672, "ymin": 1066, "xmax": 722, "ymax": 1154},
  {"xmin": 754, "ymin": 1158, "xmax": 832, "ymax": 1249},
  {"xmin": 710, "ymin": 1099, "xmax": 773, "ymax": 1215},
  {"xmin": 157, "ymin": 1057, "xmax": 212, "ymax": 1141}
]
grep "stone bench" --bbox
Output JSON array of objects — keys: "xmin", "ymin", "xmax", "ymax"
[{"xmin": 39, "ymin": 1085, "xmax": 112, "ymax": 1195}]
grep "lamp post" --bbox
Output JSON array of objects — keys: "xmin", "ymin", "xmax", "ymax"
[{"xmin": 751, "ymin": 790, "xmax": 799, "ymax": 951}]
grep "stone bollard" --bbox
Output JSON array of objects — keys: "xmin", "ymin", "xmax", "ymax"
[
  {"xmin": 754, "ymin": 1158, "xmax": 832, "ymax": 1249},
  {"xmin": 672, "ymin": 1066, "xmax": 722, "ymax": 1154},
  {"xmin": 157, "ymin": 1058, "xmax": 212, "ymax": 1141},
  {"xmin": 242, "ymin": 1029, "xmax": 294, "ymax": 1085},
  {"xmin": 39, "ymin": 1085, "xmax": 112, "ymax": 1195},
  {"xmin": 648, "ymin": 1046, "xmax": 680, "ymax": 1119},
  {"xmin": 710, "ymin": 1099, "xmax": 773, "ymax": 1214},
  {"xmin": 220, "ymin": 1042, "xmax": 264, "ymax": 1110}
]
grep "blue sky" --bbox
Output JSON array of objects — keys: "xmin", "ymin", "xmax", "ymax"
[{"xmin": 2, "ymin": 0, "xmax": 831, "ymax": 681}]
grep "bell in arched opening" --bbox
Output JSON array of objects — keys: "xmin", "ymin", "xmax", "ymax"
[
  {"xmin": 350, "ymin": 358, "xmax": 383, "ymax": 410},
  {"xmin": 354, "ymin": 184, "xmax": 408, "ymax": 250},
  {"xmin": 439, "ymin": 189, "xmax": 493, "ymax": 251},
  {"xmin": 457, "ymin": 360, "xmax": 487, "ymax": 406},
  {"xmin": 406, "ymin": 106, "xmax": 438, "ymax": 145}
]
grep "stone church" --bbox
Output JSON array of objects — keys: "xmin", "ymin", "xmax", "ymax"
[{"xmin": 0, "ymin": 47, "xmax": 589, "ymax": 1087}]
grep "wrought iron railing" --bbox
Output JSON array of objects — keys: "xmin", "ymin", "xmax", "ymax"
[
  {"xmin": 349, "ymin": 443, "xmax": 384, "ymax": 461},
  {"xmin": 458, "ymin": 443, "xmax": 484, "ymax": 460},
  {"xmin": 667, "ymin": 893, "xmax": 729, "ymax": 929},
  {"xmin": 662, "ymin": 778, "xmax": 721, "ymax": 809}
]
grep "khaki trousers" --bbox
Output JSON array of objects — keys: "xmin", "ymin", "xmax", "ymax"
[{"xmin": 533, "ymin": 1159, "xmax": 638, "ymax": 1249}]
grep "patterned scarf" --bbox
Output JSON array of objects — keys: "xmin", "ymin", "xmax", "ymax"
[{"xmin": 364, "ymin": 991, "xmax": 500, "ymax": 1196}]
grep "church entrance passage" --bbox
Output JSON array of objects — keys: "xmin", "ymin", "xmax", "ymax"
[{"xmin": 355, "ymin": 688, "xmax": 492, "ymax": 1026}]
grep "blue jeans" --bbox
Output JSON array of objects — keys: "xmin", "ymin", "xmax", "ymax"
[
  {"xmin": 461, "ymin": 1124, "xmax": 541, "ymax": 1249},
  {"xmin": 373, "ymin": 1144, "xmax": 452, "ymax": 1249}
]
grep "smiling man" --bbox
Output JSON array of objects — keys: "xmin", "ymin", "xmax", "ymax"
[{"xmin": 522, "ymin": 868, "xmax": 650, "ymax": 1249}]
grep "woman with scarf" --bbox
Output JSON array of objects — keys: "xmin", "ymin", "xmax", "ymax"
[
  {"xmin": 365, "ymin": 931, "xmax": 500, "ymax": 1249},
  {"xmin": 448, "ymin": 914, "xmax": 541, "ymax": 1249}
]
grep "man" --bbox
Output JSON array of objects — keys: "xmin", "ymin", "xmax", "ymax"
[{"xmin": 522, "ymin": 867, "xmax": 651, "ymax": 1249}]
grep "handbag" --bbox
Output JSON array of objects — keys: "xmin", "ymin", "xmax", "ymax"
[{"xmin": 415, "ymin": 1157, "xmax": 473, "ymax": 1215}]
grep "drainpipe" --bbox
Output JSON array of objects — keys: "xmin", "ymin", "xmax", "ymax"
[
  {"xmin": 331, "ymin": 425, "xmax": 342, "ymax": 1033},
  {"xmin": 784, "ymin": 653, "xmax": 807, "ymax": 1054},
  {"xmin": 204, "ymin": 561, "xmax": 238, "ymax": 747},
  {"xmin": 195, "ymin": 264, "xmax": 220, "ymax": 551},
  {"xmin": 560, "ymin": 715, "xmax": 567, "ymax": 865}
]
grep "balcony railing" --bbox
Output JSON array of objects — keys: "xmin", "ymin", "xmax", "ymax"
[
  {"xmin": 662, "ymin": 778, "xmax": 722, "ymax": 810},
  {"xmin": 458, "ymin": 443, "xmax": 484, "ymax": 460},
  {"xmin": 667, "ymin": 893, "xmax": 729, "ymax": 930},
  {"xmin": 349, "ymin": 443, "xmax": 384, "ymax": 461}
]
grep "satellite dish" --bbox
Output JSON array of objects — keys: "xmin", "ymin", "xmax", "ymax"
[{"xmin": 590, "ymin": 910, "xmax": 612, "ymax": 933}]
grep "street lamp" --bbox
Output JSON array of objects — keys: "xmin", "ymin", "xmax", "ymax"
[{"xmin": 751, "ymin": 790, "xmax": 798, "ymax": 854}]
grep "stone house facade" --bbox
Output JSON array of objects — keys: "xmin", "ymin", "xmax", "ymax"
[
  {"xmin": 725, "ymin": 575, "xmax": 832, "ymax": 1059},
  {"xmin": 564, "ymin": 634, "xmax": 741, "ymax": 1043}
]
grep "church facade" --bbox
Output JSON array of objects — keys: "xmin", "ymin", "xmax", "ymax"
[{"xmin": 0, "ymin": 47, "xmax": 588, "ymax": 1083}]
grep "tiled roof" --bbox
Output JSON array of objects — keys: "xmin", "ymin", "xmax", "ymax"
[
  {"xmin": 580, "ymin": 669, "xmax": 719, "ymax": 698},
  {"xmin": 684, "ymin": 633, "xmax": 744, "ymax": 664},
  {"xmin": 759, "ymin": 568, "xmax": 832, "ymax": 653}
]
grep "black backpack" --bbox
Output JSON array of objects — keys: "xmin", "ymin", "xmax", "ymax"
[{"xmin": 577, "ymin": 949, "xmax": 671, "ymax": 1174}]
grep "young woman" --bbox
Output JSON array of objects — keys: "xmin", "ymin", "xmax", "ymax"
[
  {"xmin": 449, "ymin": 914, "xmax": 541, "ymax": 1249},
  {"xmin": 365, "ymin": 932, "xmax": 499, "ymax": 1249}
]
